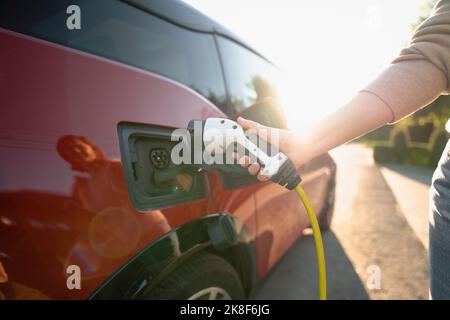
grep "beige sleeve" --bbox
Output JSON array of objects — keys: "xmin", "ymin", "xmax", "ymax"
[{"xmin": 362, "ymin": 0, "xmax": 450, "ymax": 123}]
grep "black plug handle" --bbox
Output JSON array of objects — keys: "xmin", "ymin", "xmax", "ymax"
[{"xmin": 269, "ymin": 157, "xmax": 302, "ymax": 190}]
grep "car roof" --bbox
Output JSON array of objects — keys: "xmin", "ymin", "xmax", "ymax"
[{"xmin": 130, "ymin": 0, "xmax": 271, "ymax": 63}]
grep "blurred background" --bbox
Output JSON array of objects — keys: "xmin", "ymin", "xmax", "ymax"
[{"xmin": 184, "ymin": 0, "xmax": 449, "ymax": 299}]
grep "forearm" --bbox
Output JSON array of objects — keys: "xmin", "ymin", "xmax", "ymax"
[{"xmin": 300, "ymin": 91, "xmax": 393, "ymax": 162}]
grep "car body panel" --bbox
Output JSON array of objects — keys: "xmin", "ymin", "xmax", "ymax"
[
  {"xmin": 0, "ymin": 29, "xmax": 258, "ymax": 299},
  {"xmin": 0, "ymin": 0, "xmax": 335, "ymax": 299}
]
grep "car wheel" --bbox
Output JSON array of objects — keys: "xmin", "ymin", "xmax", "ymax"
[
  {"xmin": 318, "ymin": 171, "xmax": 336, "ymax": 231},
  {"xmin": 144, "ymin": 252, "xmax": 245, "ymax": 300}
]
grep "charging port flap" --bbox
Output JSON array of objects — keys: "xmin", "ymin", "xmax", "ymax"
[{"xmin": 117, "ymin": 122, "xmax": 207, "ymax": 211}]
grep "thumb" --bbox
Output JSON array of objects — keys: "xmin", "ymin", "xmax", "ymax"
[
  {"xmin": 237, "ymin": 117, "xmax": 264, "ymax": 133},
  {"xmin": 237, "ymin": 117, "xmax": 274, "ymax": 143}
]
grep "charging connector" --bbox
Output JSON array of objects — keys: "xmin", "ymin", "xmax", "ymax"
[{"xmin": 187, "ymin": 118, "xmax": 301, "ymax": 190}]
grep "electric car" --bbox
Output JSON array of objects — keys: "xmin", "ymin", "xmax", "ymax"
[{"xmin": 0, "ymin": 0, "xmax": 336, "ymax": 300}]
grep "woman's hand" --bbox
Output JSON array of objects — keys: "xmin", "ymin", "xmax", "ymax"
[{"xmin": 235, "ymin": 117, "xmax": 312, "ymax": 181}]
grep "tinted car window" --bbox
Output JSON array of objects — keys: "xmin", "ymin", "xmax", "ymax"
[
  {"xmin": 217, "ymin": 36, "xmax": 280, "ymax": 114},
  {"xmin": 0, "ymin": 0, "xmax": 227, "ymax": 110}
]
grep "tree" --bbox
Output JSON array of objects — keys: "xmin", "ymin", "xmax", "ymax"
[{"xmin": 411, "ymin": 0, "xmax": 437, "ymax": 30}]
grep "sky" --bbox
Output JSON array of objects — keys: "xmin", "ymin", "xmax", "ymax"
[{"xmin": 184, "ymin": 0, "xmax": 427, "ymax": 129}]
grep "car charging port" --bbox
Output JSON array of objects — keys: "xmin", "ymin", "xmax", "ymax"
[
  {"xmin": 117, "ymin": 123, "xmax": 207, "ymax": 211},
  {"xmin": 150, "ymin": 148, "xmax": 170, "ymax": 169}
]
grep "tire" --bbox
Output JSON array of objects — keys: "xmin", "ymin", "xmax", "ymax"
[
  {"xmin": 318, "ymin": 171, "xmax": 336, "ymax": 231},
  {"xmin": 144, "ymin": 252, "xmax": 245, "ymax": 300}
]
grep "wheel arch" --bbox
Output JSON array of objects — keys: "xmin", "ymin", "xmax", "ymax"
[{"xmin": 89, "ymin": 213, "xmax": 256, "ymax": 299}]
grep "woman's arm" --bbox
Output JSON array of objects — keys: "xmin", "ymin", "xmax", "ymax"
[
  {"xmin": 238, "ymin": 0, "xmax": 450, "ymax": 180},
  {"xmin": 237, "ymin": 91, "xmax": 392, "ymax": 180}
]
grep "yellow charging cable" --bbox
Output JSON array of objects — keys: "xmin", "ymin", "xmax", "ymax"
[{"xmin": 295, "ymin": 186, "xmax": 327, "ymax": 300}]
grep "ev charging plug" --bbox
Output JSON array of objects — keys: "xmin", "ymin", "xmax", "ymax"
[{"xmin": 186, "ymin": 118, "xmax": 301, "ymax": 190}]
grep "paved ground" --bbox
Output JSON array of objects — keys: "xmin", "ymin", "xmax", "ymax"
[
  {"xmin": 252, "ymin": 143, "xmax": 430, "ymax": 300},
  {"xmin": 380, "ymin": 163, "xmax": 433, "ymax": 250}
]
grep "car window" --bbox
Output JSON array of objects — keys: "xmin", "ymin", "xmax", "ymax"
[
  {"xmin": 0, "ymin": 0, "xmax": 227, "ymax": 111},
  {"xmin": 217, "ymin": 36, "xmax": 280, "ymax": 114}
]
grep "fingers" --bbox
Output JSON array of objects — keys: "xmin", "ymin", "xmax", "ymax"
[
  {"xmin": 233, "ymin": 152, "xmax": 269, "ymax": 181},
  {"xmin": 237, "ymin": 154, "xmax": 252, "ymax": 167},
  {"xmin": 248, "ymin": 163, "xmax": 260, "ymax": 175},
  {"xmin": 233, "ymin": 152, "xmax": 251, "ymax": 166},
  {"xmin": 237, "ymin": 117, "xmax": 264, "ymax": 135},
  {"xmin": 246, "ymin": 163, "xmax": 269, "ymax": 181},
  {"xmin": 257, "ymin": 171, "xmax": 269, "ymax": 181},
  {"xmin": 232, "ymin": 121, "xmax": 272, "ymax": 181},
  {"xmin": 249, "ymin": 164, "xmax": 269, "ymax": 181},
  {"xmin": 237, "ymin": 117, "xmax": 259, "ymax": 131},
  {"xmin": 235, "ymin": 152, "xmax": 260, "ymax": 174}
]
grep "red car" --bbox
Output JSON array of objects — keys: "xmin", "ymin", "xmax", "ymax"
[{"xmin": 0, "ymin": 0, "xmax": 336, "ymax": 300}]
